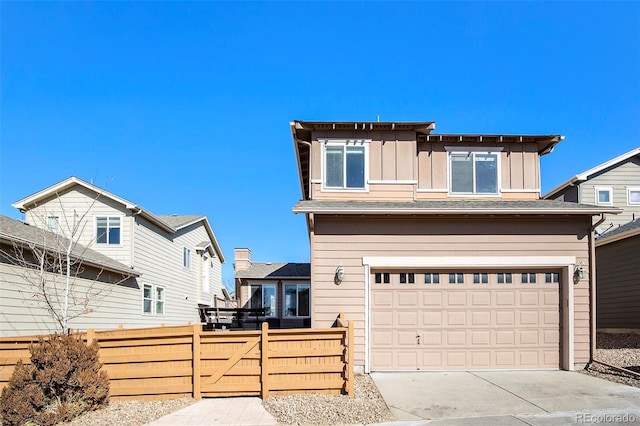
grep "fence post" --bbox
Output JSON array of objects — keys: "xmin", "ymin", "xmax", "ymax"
[
  {"xmin": 347, "ymin": 320, "xmax": 354, "ymax": 397},
  {"xmin": 86, "ymin": 328, "xmax": 95, "ymax": 344},
  {"xmin": 193, "ymin": 323, "xmax": 202, "ymax": 400},
  {"xmin": 261, "ymin": 321, "xmax": 269, "ymax": 399}
]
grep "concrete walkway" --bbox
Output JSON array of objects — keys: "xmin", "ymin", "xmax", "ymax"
[
  {"xmin": 144, "ymin": 396, "xmax": 276, "ymax": 426},
  {"xmin": 371, "ymin": 371, "xmax": 640, "ymax": 425}
]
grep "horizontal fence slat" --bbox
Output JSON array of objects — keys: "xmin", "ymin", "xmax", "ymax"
[
  {"xmin": 200, "ymin": 382, "xmax": 262, "ymax": 393},
  {"xmin": 268, "ymin": 379, "xmax": 345, "ymax": 391},
  {"xmin": 269, "ymin": 363, "xmax": 345, "ymax": 374},
  {"xmin": 101, "ymin": 352, "xmax": 192, "ymax": 363},
  {"xmin": 269, "ymin": 347, "xmax": 345, "ymax": 357},
  {"xmin": 110, "ymin": 384, "xmax": 192, "ymax": 396}
]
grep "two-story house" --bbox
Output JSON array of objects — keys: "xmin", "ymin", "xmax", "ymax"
[
  {"xmin": 543, "ymin": 146, "xmax": 640, "ymax": 232},
  {"xmin": 1, "ymin": 176, "xmax": 225, "ymax": 336},
  {"xmin": 290, "ymin": 120, "xmax": 617, "ymax": 373},
  {"xmin": 544, "ymin": 147, "xmax": 640, "ymax": 333}
]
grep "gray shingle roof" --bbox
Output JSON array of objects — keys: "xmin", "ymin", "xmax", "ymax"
[
  {"xmin": 156, "ymin": 215, "xmax": 205, "ymax": 229},
  {"xmin": 236, "ymin": 262, "xmax": 310, "ymax": 279},
  {"xmin": 597, "ymin": 218, "xmax": 640, "ymax": 242},
  {"xmin": 293, "ymin": 199, "xmax": 621, "ymax": 215},
  {"xmin": 0, "ymin": 215, "xmax": 139, "ymax": 277}
]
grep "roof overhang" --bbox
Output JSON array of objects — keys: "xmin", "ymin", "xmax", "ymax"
[
  {"xmin": 293, "ymin": 200, "xmax": 621, "ymax": 216},
  {"xmin": 423, "ymin": 134, "xmax": 564, "ymax": 156}
]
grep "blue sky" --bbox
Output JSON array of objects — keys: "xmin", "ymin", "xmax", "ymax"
[{"xmin": 2, "ymin": 2, "xmax": 639, "ymax": 286}]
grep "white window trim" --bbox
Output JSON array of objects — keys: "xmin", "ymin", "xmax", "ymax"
[
  {"xmin": 202, "ymin": 254, "xmax": 210, "ymax": 294},
  {"xmin": 283, "ymin": 283, "xmax": 311, "ymax": 318},
  {"xmin": 320, "ymin": 139, "xmax": 370, "ymax": 193},
  {"xmin": 46, "ymin": 215, "xmax": 60, "ymax": 231},
  {"xmin": 94, "ymin": 214, "xmax": 124, "ymax": 246},
  {"xmin": 627, "ymin": 187, "xmax": 640, "ymax": 205},
  {"xmin": 142, "ymin": 283, "xmax": 165, "ymax": 316},
  {"xmin": 445, "ymin": 147, "xmax": 503, "ymax": 197},
  {"xmin": 594, "ymin": 186, "xmax": 613, "ymax": 206},
  {"xmin": 183, "ymin": 247, "xmax": 192, "ymax": 270}
]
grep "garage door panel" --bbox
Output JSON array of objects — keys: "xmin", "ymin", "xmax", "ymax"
[{"xmin": 371, "ymin": 269, "xmax": 561, "ymax": 371}]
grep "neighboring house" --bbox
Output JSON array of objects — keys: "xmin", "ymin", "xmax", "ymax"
[
  {"xmin": 290, "ymin": 120, "xmax": 618, "ymax": 373},
  {"xmin": 594, "ymin": 218, "xmax": 640, "ymax": 331},
  {"xmin": 234, "ymin": 248, "xmax": 311, "ymax": 328},
  {"xmin": 1, "ymin": 176, "xmax": 225, "ymax": 336},
  {"xmin": 543, "ymin": 147, "xmax": 640, "ymax": 232}
]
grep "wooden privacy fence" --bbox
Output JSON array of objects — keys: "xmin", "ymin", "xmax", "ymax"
[{"xmin": 0, "ymin": 316, "xmax": 354, "ymax": 401}]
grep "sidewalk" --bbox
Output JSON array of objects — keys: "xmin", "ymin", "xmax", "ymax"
[{"xmin": 144, "ymin": 397, "xmax": 277, "ymax": 426}]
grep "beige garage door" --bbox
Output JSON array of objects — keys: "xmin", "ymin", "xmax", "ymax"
[{"xmin": 370, "ymin": 270, "xmax": 561, "ymax": 370}]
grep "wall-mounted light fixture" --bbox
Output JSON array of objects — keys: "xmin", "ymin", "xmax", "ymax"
[
  {"xmin": 334, "ymin": 266, "xmax": 345, "ymax": 285},
  {"xmin": 574, "ymin": 263, "xmax": 586, "ymax": 283}
]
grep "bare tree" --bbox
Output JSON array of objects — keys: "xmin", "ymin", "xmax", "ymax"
[{"xmin": 2, "ymin": 194, "xmax": 134, "ymax": 333}]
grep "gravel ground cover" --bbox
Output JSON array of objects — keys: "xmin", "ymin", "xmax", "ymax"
[
  {"xmin": 581, "ymin": 332, "xmax": 640, "ymax": 388},
  {"xmin": 264, "ymin": 374, "xmax": 394, "ymax": 426},
  {"xmin": 26, "ymin": 374, "xmax": 391, "ymax": 426}
]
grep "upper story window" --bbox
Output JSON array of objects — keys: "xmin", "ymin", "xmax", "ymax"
[
  {"xmin": 46, "ymin": 216, "xmax": 60, "ymax": 231},
  {"xmin": 183, "ymin": 247, "xmax": 191, "ymax": 269},
  {"xmin": 96, "ymin": 216, "xmax": 121, "ymax": 244},
  {"xmin": 447, "ymin": 148, "xmax": 501, "ymax": 195},
  {"xmin": 595, "ymin": 186, "xmax": 613, "ymax": 206},
  {"xmin": 628, "ymin": 187, "xmax": 640, "ymax": 205},
  {"xmin": 322, "ymin": 139, "xmax": 369, "ymax": 190}
]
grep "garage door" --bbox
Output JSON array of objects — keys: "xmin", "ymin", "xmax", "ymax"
[{"xmin": 370, "ymin": 270, "xmax": 561, "ymax": 370}]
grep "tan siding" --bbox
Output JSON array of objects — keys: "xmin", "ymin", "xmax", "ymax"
[
  {"xmin": 310, "ymin": 216, "xmax": 591, "ymax": 368},
  {"xmin": 311, "ymin": 183, "xmax": 415, "ymax": 201},
  {"xmin": 369, "ymin": 140, "xmax": 382, "ymax": 181},
  {"xmin": 596, "ymin": 235, "xmax": 640, "ymax": 329},
  {"xmin": 396, "ymin": 140, "xmax": 415, "ymax": 181},
  {"xmin": 522, "ymin": 144, "xmax": 539, "ymax": 190},
  {"xmin": 381, "ymin": 139, "xmax": 396, "ymax": 180},
  {"xmin": 509, "ymin": 146, "xmax": 525, "ymax": 190}
]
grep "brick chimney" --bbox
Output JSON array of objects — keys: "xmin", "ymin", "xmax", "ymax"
[{"xmin": 234, "ymin": 248, "xmax": 252, "ymax": 273}]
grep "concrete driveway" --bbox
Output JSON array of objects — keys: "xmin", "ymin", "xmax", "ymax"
[{"xmin": 371, "ymin": 371, "xmax": 640, "ymax": 425}]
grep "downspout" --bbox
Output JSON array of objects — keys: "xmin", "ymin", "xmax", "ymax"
[{"xmin": 589, "ymin": 213, "xmax": 606, "ymax": 364}]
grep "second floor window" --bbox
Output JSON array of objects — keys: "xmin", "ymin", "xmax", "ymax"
[
  {"xmin": 450, "ymin": 152, "xmax": 499, "ymax": 195},
  {"xmin": 47, "ymin": 216, "xmax": 59, "ymax": 231},
  {"xmin": 595, "ymin": 187, "xmax": 613, "ymax": 206},
  {"xmin": 183, "ymin": 247, "xmax": 191, "ymax": 269},
  {"xmin": 96, "ymin": 216, "xmax": 120, "ymax": 244},
  {"xmin": 324, "ymin": 141, "xmax": 367, "ymax": 190}
]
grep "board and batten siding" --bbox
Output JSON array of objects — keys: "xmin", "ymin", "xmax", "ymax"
[
  {"xmin": 306, "ymin": 130, "xmax": 542, "ymax": 201},
  {"xmin": 579, "ymin": 158, "xmax": 640, "ymax": 228},
  {"xmin": 310, "ymin": 216, "xmax": 592, "ymax": 368},
  {"xmin": 596, "ymin": 234, "xmax": 640, "ymax": 329},
  {"xmin": 0, "ymin": 261, "xmax": 145, "ymax": 336},
  {"xmin": 24, "ymin": 186, "xmax": 133, "ymax": 266}
]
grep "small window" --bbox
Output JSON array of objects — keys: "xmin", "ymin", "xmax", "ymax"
[
  {"xmin": 595, "ymin": 187, "xmax": 613, "ymax": 206},
  {"xmin": 143, "ymin": 284, "xmax": 164, "ymax": 315},
  {"xmin": 96, "ymin": 216, "xmax": 121, "ymax": 244},
  {"xmin": 522, "ymin": 273, "xmax": 536, "ymax": 284},
  {"xmin": 183, "ymin": 247, "xmax": 191, "ymax": 269},
  {"xmin": 46, "ymin": 216, "xmax": 60, "ymax": 231},
  {"xmin": 473, "ymin": 273, "xmax": 488, "ymax": 284},
  {"xmin": 628, "ymin": 188, "xmax": 640, "ymax": 205},
  {"xmin": 424, "ymin": 273, "xmax": 440, "ymax": 284},
  {"xmin": 399, "ymin": 273, "xmax": 414, "ymax": 284},
  {"xmin": 375, "ymin": 273, "xmax": 382, "ymax": 284},
  {"xmin": 497, "ymin": 273, "xmax": 512, "ymax": 284},
  {"xmin": 449, "ymin": 273, "xmax": 464, "ymax": 284},
  {"xmin": 545, "ymin": 272, "xmax": 560, "ymax": 283},
  {"xmin": 374, "ymin": 272, "xmax": 391, "ymax": 284}
]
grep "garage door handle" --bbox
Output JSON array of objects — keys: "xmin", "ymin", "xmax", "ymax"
[{"xmin": 416, "ymin": 333, "xmax": 421, "ymax": 345}]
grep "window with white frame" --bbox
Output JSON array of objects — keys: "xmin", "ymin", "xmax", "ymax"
[
  {"xmin": 323, "ymin": 140, "xmax": 368, "ymax": 190},
  {"xmin": 143, "ymin": 284, "xmax": 165, "ymax": 315},
  {"xmin": 595, "ymin": 187, "xmax": 613, "ymax": 206},
  {"xmin": 284, "ymin": 284, "xmax": 310, "ymax": 317},
  {"xmin": 249, "ymin": 284, "xmax": 277, "ymax": 316},
  {"xmin": 449, "ymin": 150, "xmax": 499, "ymax": 195},
  {"xmin": 96, "ymin": 216, "xmax": 121, "ymax": 244},
  {"xmin": 183, "ymin": 247, "xmax": 191, "ymax": 269},
  {"xmin": 628, "ymin": 187, "xmax": 640, "ymax": 205},
  {"xmin": 46, "ymin": 216, "xmax": 60, "ymax": 231}
]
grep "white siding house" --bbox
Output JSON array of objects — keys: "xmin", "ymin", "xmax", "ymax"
[{"xmin": 1, "ymin": 177, "xmax": 225, "ymax": 336}]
